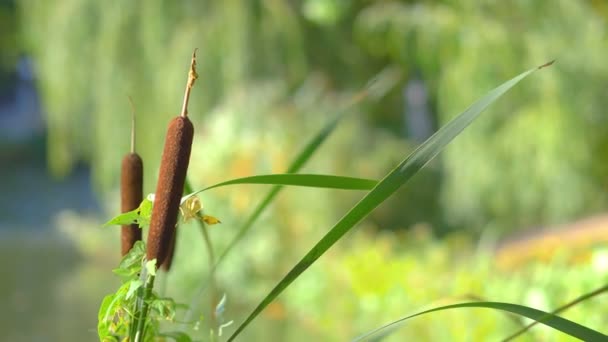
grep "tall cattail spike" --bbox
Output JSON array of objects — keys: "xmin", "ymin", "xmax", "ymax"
[
  {"xmin": 147, "ymin": 51, "xmax": 197, "ymax": 267},
  {"xmin": 161, "ymin": 229, "xmax": 177, "ymax": 272},
  {"xmin": 121, "ymin": 96, "xmax": 143, "ymax": 256},
  {"xmin": 146, "ymin": 116, "xmax": 194, "ymax": 265}
]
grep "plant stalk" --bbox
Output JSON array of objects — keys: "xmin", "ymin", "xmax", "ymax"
[{"xmin": 133, "ymin": 272, "xmax": 156, "ymax": 342}]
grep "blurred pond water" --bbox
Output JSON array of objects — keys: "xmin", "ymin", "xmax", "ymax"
[{"xmin": 0, "ymin": 154, "xmax": 118, "ymax": 341}]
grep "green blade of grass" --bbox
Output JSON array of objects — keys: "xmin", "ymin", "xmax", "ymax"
[
  {"xmin": 188, "ymin": 174, "xmax": 378, "ymax": 195},
  {"xmin": 502, "ymin": 283, "xmax": 608, "ymax": 341},
  {"xmin": 352, "ymin": 301, "xmax": 607, "ymax": 341},
  {"xmin": 226, "ymin": 62, "xmax": 553, "ymax": 341}
]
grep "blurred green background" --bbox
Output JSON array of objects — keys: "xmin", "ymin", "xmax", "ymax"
[{"xmin": 2, "ymin": 0, "xmax": 608, "ymax": 340}]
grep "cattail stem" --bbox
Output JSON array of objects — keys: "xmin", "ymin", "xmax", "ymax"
[
  {"xmin": 147, "ymin": 50, "xmax": 197, "ymax": 267},
  {"xmin": 131, "ymin": 269, "xmax": 155, "ymax": 342},
  {"xmin": 128, "ymin": 95, "xmax": 136, "ymax": 153},
  {"xmin": 121, "ymin": 98, "xmax": 143, "ymax": 256},
  {"xmin": 199, "ymin": 220, "xmax": 219, "ymax": 330},
  {"xmin": 180, "ymin": 49, "xmax": 198, "ymax": 118}
]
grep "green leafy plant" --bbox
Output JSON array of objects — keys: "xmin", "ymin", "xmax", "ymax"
[
  {"xmin": 98, "ymin": 241, "xmax": 184, "ymax": 341},
  {"xmin": 100, "ymin": 59, "xmax": 608, "ymax": 341}
]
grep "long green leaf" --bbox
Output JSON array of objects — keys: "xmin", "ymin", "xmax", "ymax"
[
  {"xmin": 189, "ymin": 174, "xmax": 378, "ymax": 195},
  {"xmin": 227, "ymin": 62, "xmax": 552, "ymax": 341},
  {"xmin": 502, "ymin": 283, "xmax": 608, "ymax": 341},
  {"xmin": 352, "ymin": 301, "xmax": 607, "ymax": 341}
]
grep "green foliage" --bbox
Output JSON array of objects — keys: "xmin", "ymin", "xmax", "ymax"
[
  {"xmin": 280, "ymin": 229, "xmax": 608, "ymax": 341},
  {"xmin": 112, "ymin": 240, "xmax": 146, "ymax": 280},
  {"xmin": 104, "ymin": 197, "xmax": 153, "ymax": 228},
  {"xmin": 98, "ymin": 241, "xmax": 188, "ymax": 341}
]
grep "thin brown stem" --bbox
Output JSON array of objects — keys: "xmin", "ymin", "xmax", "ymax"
[
  {"xmin": 181, "ymin": 49, "xmax": 199, "ymax": 118},
  {"xmin": 128, "ymin": 95, "xmax": 136, "ymax": 153}
]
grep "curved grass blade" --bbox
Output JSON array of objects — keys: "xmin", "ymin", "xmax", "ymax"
[
  {"xmin": 188, "ymin": 174, "xmax": 378, "ymax": 195},
  {"xmin": 226, "ymin": 62, "xmax": 553, "ymax": 341},
  {"xmin": 502, "ymin": 283, "xmax": 608, "ymax": 341},
  {"xmin": 352, "ymin": 301, "xmax": 607, "ymax": 341}
]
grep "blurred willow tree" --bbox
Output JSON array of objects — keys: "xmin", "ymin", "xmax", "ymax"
[
  {"xmin": 17, "ymin": 0, "xmax": 385, "ymax": 194},
  {"xmin": 18, "ymin": 0, "xmax": 306, "ymax": 192},
  {"xmin": 19, "ymin": 0, "xmax": 608, "ymax": 234},
  {"xmin": 0, "ymin": 0, "xmax": 19, "ymax": 87},
  {"xmin": 354, "ymin": 0, "xmax": 608, "ymax": 231}
]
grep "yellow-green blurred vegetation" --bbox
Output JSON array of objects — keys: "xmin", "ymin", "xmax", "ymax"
[{"xmin": 5, "ymin": 0, "xmax": 608, "ymax": 340}]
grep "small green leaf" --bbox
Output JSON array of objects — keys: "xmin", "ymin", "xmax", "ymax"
[
  {"xmin": 126, "ymin": 280, "xmax": 144, "ymax": 300},
  {"xmin": 112, "ymin": 241, "xmax": 145, "ymax": 281},
  {"xmin": 118, "ymin": 240, "xmax": 145, "ymax": 268},
  {"xmin": 352, "ymin": 301, "xmax": 607, "ymax": 341},
  {"xmin": 98, "ymin": 294, "xmax": 115, "ymax": 338},
  {"xmin": 146, "ymin": 259, "xmax": 157, "ymax": 276},
  {"xmin": 112, "ymin": 267, "xmax": 136, "ymax": 279},
  {"xmin": 98, "ymin": 283, "xmax": 131, "ymax": 340},
  {"xmin": 138, "ymin": 196, "xmax": 153, "ymax": 226},
  {"xmin": 104, "ymin": 198, "xmax": 154, "ymax": 227},
  {"xmin": 150, "ymin": 298, "xmax": 177, "ymax": 321},
  {"xmin": 104, "ymin": 210, "xmax": 140, "ymax": 227}
]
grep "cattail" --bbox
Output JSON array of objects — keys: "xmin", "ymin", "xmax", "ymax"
[
  {"xmin": 161, "ymin": 229, "xmax": 177, "ymax": 271},
  {"xmin": 121, "ymin": 97, "xmax": 143, "ymax": 256},
  {"xmin": 147, "ymin": 50, "xmax": 198, "ymax": 267}
]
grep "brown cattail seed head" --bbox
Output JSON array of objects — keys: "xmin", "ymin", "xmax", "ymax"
[
  {"xmin": 146, "ymin": 116, "xmax": 194, "ymax": 266},
  {"xmin": 161, "ymin": 229, "xmax": 177, "ymax": 271},
  {"xmin": 121, "ymin": 153, "xmax": 143, "ymax": 256}
]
